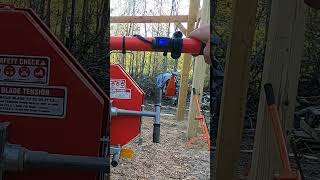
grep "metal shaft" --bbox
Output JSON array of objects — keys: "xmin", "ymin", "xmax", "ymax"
[
  {"xmin": 111, "ymin": 107, "xmax": 156, "ymax": 117},
  {"xmin": 153, "ymin": 88, "xmax": 162, "ymax": 143},
  {"xmin": 154, "ymin": 88, "xmax": 162, "ymax": 125}
]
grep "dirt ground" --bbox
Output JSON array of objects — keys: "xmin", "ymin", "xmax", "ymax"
[
  {"xmin": 110, "ymin": 102, "xmax": 320, "ymax": 180},
  {"xmin": 110, "ymin": 103, "xmax": 210, "ymax": 180}
]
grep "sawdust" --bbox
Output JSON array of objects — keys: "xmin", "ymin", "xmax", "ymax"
[
  {"xmin": 110, "ymin": 105, "xmax": 210, "ymax": 180},
  {"xmin": 109, "ymin": 102, "xmax": 320, "ymax": 180}
]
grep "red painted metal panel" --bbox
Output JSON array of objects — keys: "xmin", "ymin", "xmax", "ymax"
[
  {"xmin": 110, "ymin": 64, "xmax": 144, "ymax": 146},
  {"xmin": 0, "ymin": 6, "xmax": 109, "ymax": 180}
]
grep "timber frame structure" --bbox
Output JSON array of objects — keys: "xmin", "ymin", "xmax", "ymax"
[{"xmin": 213, "ymin": 0, "xmax": 306, "ymax": 179}]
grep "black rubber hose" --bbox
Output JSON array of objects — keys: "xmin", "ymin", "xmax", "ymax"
[
  {"xmin": 24, "ymin": 151, "xmax": 109, "ymax": 172},
  {"xmin": 153, "ymin": 124, "xmax": 160, "ymax": 143}
]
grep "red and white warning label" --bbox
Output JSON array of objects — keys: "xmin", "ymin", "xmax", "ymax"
[
  {"xmin": 0, "ymin": 55, "xmax": 50, "ymax": 85},
  {"xmin": 0, "ymin": 85, "xmax": 66, "ymax": 118},
  {"xmin": 110, "ymin": 89, "xmax": 131, "ymax": 99},
  {"xmin": 110, "ymin": 79, "xmax": 131, "ymax": 99}
]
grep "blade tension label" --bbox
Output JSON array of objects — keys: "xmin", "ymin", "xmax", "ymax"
[{"xmin": 0, "ymin": 85, "xmax": 66, "ymax": 118}]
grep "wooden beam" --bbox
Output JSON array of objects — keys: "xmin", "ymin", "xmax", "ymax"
[
  {"xmin": 110, "ymin": 15, "xmax": 189, "ymax": 23},
  {"xmin": 174, "ymin": 23, "xmax": 187, "ymax": 35},
  {"xmin": 249, "ymin": 0, "xmax": 306, "ymax": 179},
  {"xmin": 214, "ymin": 0, "xmax": 258, "ymax": 179},
  {"xmin": 176, "ymin": 0, "xmax": 200, "ymax": 121},
  {"xmin": 187, "ymin": 0, "xmax": 209, "ymax": 139}
]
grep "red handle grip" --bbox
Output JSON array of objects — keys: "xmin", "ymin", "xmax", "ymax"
[{"xmin": 110, "ymin": 36, "xmax": 203, "ymax": 54}]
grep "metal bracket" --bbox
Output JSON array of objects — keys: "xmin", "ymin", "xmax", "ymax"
[{"xmin": 110, "ymin": 145, "xmax": 121, "ymax": 167}]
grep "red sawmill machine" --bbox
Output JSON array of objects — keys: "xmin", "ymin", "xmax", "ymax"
[{"xmin": 0, "ymin": 4, "xmax": 205, "ymax": 180}]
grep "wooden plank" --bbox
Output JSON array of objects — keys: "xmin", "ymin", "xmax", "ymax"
[
  {"xmin": 214, "ymin": 0, "xmax": 259, "ymax": 179},
  {"xmin": 186, "ymin": 0, "xmax": 210, "ymax": 139},
  {"xmin": 249, "ymin": 0, "xmax": 306, "ymax": 179},
  {"xmin": 110, "ymin": 15, "xmax": 189, "ymax": 23},
  {"xmin": 174, "ymin": 23, "xmax": 187, "ymax": 35},
  {"xmin": 176, "ymin": 0, "xmax": 200, "ymax": 121}
]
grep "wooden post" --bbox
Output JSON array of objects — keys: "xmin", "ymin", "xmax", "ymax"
[
  {"xmin": 186, "ymin": 0, "xmax": 209, "ymax": 139},
  {"xmin": 176, "ymin": 0, "xmax": 200, "ymax": 121},
  {"xmin": 249, "ymin": 1, "xmax": 306, "ymax": 179},
  {"xmin": 214, "ymin": 0, "xmax": 258, "ymax": 179}
]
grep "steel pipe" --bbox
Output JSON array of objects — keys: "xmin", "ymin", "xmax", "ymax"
[
  {"xmin": 111, "ymin": 107, "xmax": 156, "ymax": 117},
  {"xmin": 153, "ymin": 88, "xmax": 162, "ymax": 143}
]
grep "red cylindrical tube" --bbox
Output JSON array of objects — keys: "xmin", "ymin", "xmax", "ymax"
[
  {"xmin": 110, "ymin": 36, "xmax": 203, "ymax": 54},
  {"xmin": 269, "ymin": 105, "xmax": 292, "ymax": 172}
]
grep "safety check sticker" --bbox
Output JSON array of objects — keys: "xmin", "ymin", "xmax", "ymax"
[
  {"xmin": 110, "ymin": 79, "xmax": 126, "ymax": 90},
  {"xmin": 0, "ymin": 55, "xmax": 50, "ymax": 85},
  {"xmin": 0, "ymin": 85, "xmax": 67, "ymax": 118}
]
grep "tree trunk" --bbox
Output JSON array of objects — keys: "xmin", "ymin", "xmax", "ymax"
[
  {"xmin": 135, "ymin": 52, "xmax": 139, "ymax": 78},
  {"xmin": 80, "ymin": 0, "xmax": 90, "ymax": 52},
  {"xmin": 67, "ymin": 0, "xmax": 76, "ymax": 53},
  {"xmin": 28, "ymin": 0, "xmax": 36, "ymax": 13},
  {"xmin": 158, "ymin": 0, "xmax": 163, "ymax": 73},
  {"xmin": 97, "ymin": 0, "xmax": 108, "ymax": 55},
  {"xmin": 94, "ymin": 0, "xmax": 102, "ymax": 54},
  {"xmin": 140, "ymin": 52, "xmax": 146, "ymax": 78},
  {"xmin": 139, "ymin": 0, "xmax": 147, "ymax": 77},
  {"xmin": 60, "ymin": 0, "xmax": 68, "ymax": 44},
  {"xmin": 96, "ymin": 0, "xmax": 109, "ymax": 93},
  {"xmin": 45, "ymin": 0, "xmax": 51, "ymax": 28},
  {"xmin": 140, "ymin": 22, "xmax": 147, "ymax": 77},
  {"xmin": 130, "ymin": 54, "xmax": 133, "ymax": 76},
  {"xmin": 54, "ymin": 6, "xmax": 60, "ymax": 34},
  {"xmin": 39, "ymin": 0, "xmax": 45, "ymax": 19},
  {"xmin": 162, "ymin": 0, "xmax": 175, "ymax": 72},
  {"xmin": 147, "ymin": 53, "xmax": 152, "ymax": 77},
  {"xmin": 152, "ymin": 53, "xmax": 157, "ymax": 77},
  {"xmin": 95, "ymin": 0, "xmax": 101, "ymax": 33},
  {"xmin": 210, "ymin": 0, "xmax": 219, "ymax": 145}
]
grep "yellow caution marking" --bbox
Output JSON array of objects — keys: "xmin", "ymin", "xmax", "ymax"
[{"xmin": 120, "ymin": 148, "xmax": 134, "ymax": 158}]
